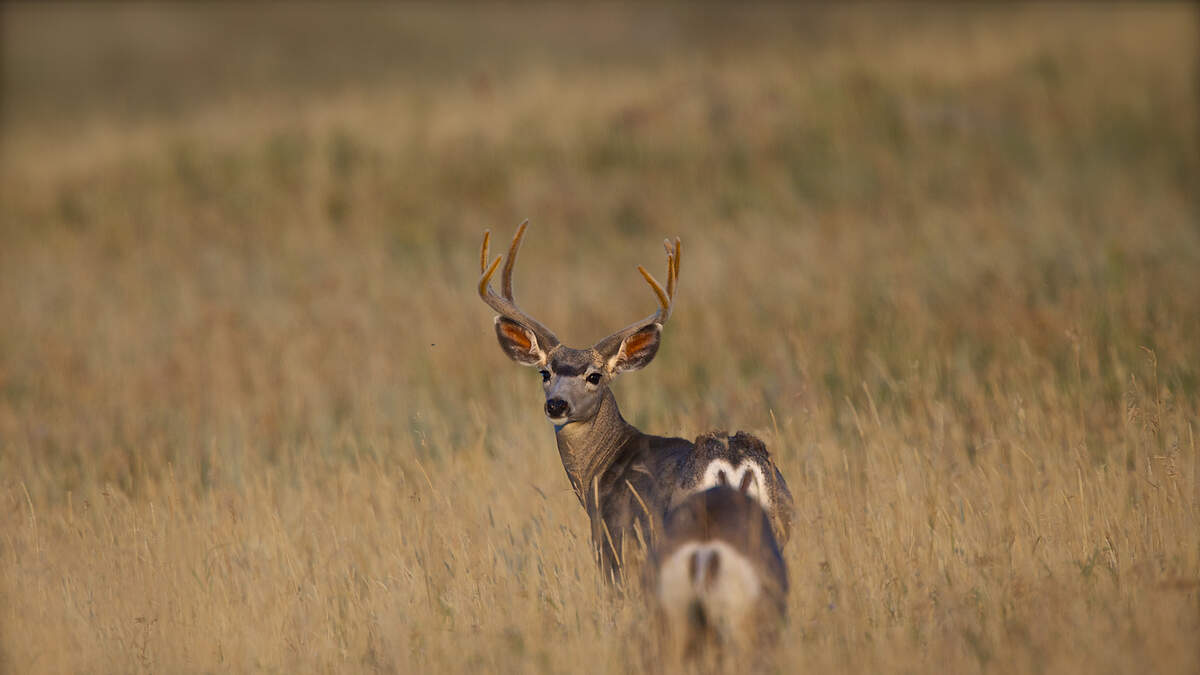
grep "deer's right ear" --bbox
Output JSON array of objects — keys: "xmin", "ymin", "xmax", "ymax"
[{"xmin": 494, "ymin": 317, "xmax": 547, "ymax": 366}]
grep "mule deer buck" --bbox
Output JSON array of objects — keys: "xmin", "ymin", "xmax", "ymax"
[{"xmin": 477, "ymin": 222, "xmax": 793, "ymax": 584}]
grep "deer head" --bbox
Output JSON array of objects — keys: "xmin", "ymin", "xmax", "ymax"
[{"xmin": 478, "ymin": 221, "xmax": 680, "ymax": 426}]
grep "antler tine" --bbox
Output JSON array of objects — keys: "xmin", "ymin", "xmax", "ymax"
[
  {"xmin": 672, "ymin": 238, "xmax": 681, "ymax": 298},
  {"xmin": 480, "ymin": 230, "xmax": 491, "ymax": 274},
  {"xmin": 477, "ymin": 223, "xmax": 560, "ymax": 349},
  {"xmin": 635, "ymin": 234, "xmax": 682, "ymax": 323},
  {"xmin": 662, "ymin": 237, "xmax": 681, "ymax": 300},
  {"xmin": 637, "ymin": 265, "xmax": 670, "ymax": 312},
  {"xmin": 479, "ymin": 254, "xmax": 502, "ymax": 294},
  {"xmin": 501, "ymin": 219, "xmax": 529, "ymax": 301}
]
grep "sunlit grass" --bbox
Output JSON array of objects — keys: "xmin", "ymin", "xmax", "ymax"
[{"xmin": 1, "ymin": 5, "xmax": 1197, "ymax": 673}]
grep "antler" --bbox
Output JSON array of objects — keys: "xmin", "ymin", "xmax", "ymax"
[
  {"xmin": 478, "ymin": 221, "xmax": 560, "ymax": 349},
  {"xmin": 594, "ymin": 236, "xmax": 681, "ymax": 354}
]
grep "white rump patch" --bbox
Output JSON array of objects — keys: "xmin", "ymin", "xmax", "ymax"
[
  {"xmin": 698, "ymin": 459, "xmax": 771, "ymax": 513},
  {"xmin": 657, "ymin": 541, "xmax": 762, "ymax": 637}
]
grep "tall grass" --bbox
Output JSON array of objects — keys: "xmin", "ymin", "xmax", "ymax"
[{"xmin": 1, "ymin": 5, "xmax": 1197, "ymax": 673}]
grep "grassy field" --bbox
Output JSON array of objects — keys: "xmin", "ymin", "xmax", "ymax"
[{"xmin": 2, "ymin": 4, "xmax": 1198, "ymax": 673}]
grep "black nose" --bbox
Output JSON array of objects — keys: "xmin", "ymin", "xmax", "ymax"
[{"xmin": 545, "ymin": 398, "xmax": 569, "ymax": 418}]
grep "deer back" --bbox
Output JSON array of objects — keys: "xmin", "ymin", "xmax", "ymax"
[{"xmin": 664, "ymin": 431, "xmax": 795, "ymax": 547}]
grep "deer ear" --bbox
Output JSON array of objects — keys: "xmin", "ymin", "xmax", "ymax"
[
  {"xmin": 608, "ymin": 324, "xmax": 661, "ymax": 374},
  {"xmin": 494, "ymin": 317, "xmax": 546, "ymax": 366}
]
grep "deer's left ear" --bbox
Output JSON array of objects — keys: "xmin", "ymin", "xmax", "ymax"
[{"xmin": 606, "ymin": 324, "xmax": 661, "ymax": 374}]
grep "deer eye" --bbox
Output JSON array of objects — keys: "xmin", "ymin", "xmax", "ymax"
[
  {"xmin": 586, "ymin": 372, "xmax": 602, "ymax": 385},
  {"xmin": 540, "ymin": 370, "xmax": 550, "ymax": 382}
]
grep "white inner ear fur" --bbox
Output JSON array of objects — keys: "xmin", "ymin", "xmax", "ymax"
[
  {"xmin": 697, "ymin": 459, "xmax": 772, "ymax": 513},
  {"xmin": 528, "ymin": 332, "xmax": 546, "ymax": 366},
  {"xmin": 604, "ymin": 348, "xmax": 622, "ymax": 373},
  {"xmin": 604, "ymin": 336, "xmax": 630, "ymax": 373}
]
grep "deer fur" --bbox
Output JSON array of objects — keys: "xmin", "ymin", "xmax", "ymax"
[{"xmin": 477, "ymin": 223, "xmax": 793, "ymax": 588}]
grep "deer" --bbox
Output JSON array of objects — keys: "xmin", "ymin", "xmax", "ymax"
[
  {"xmin": 652, "ymin": 479, "xmax": 788, "ymax": 664},
  {"xmin": 476, "ymin": 222, "xmax": 793, "ymax": 585}
]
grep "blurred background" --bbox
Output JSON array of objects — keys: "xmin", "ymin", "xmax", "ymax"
[{"xmin": 1, "ymin": 4, "xmax": 1197, "ymax": 673}]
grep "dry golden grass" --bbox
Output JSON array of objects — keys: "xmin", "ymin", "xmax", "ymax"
[{"xmin": 1, "ymin": 4, "xmax": 1198, "ymax": 673}]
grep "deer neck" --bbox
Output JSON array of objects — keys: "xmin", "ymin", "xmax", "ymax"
[{"xmin": 554, "ymin": 388, "xmax": 638, "ymax": 496}]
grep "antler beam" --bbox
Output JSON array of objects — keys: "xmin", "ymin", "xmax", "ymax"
[{"xmin": 478, "ymin": 221, "xmax": 561, "ymax": 349}]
